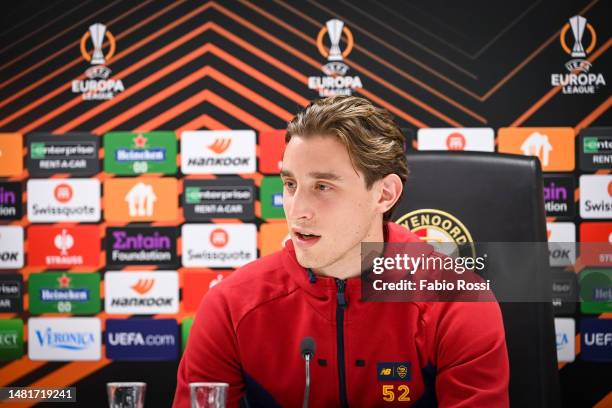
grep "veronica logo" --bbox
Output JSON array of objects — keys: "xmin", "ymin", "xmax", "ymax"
[
  {"xmin": 28, "ymin": 318, "xmax": 101, "ymax": 361},
  {"xmin": 554, "ymin": 318, "xmax": 575, "ymax": 362}
]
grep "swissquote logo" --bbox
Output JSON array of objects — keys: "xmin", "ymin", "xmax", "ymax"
[
  {"xmin": 580, "ymin": 175, "xmax": 612, "ymax": 219},
  {"xmin": 416, "ymin": 128, "xmax": 495, "ymax": 152},
  {"xmin": 182, "ymin": 224, "xmax": 257, "ymax": 268},
  {"xmin": 551, "ymin": 15, "xmax": 605, "ymax": 94},
  {"xmin": 27, "ymin": 179, "xmax": 101, "ymax": 222},
  {"xmin": 308, "ymin": 19, "xmax": 363, "ymax": 97},
  {"xmin": 72, "ymin": 23, "xmax": 125, "ymax": 100},
  {"xmin": 104, "ymin": 271, "xmax": 179, "ymax": 314},
  {"xmin": 181, "ymin": 131, "xmax": 256, "ymax": 174}
]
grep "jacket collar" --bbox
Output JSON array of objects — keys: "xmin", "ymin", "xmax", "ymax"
[{"xmin": 281, "ymin": 222, "xmax": 432, "ymax": 299}]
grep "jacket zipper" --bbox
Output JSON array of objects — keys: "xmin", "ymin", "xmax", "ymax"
[{"xmin": 336, "ymin": 279, "xmax": 349, "ymax": 408}]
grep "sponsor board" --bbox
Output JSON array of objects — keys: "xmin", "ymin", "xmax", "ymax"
[
  {"xmin": 27, "ymin": 225, "xmax": 100, "ymax": 268},
  {"xmin": 181, "ymin": 317, "xmax": 193, "ymax": 352},
  {"xmin": 416, "ymin": 128, "xmax": 494, "ymax": 152},
  {"xmin": 259, "ymin": 222, "xmax": 290, "ymax": 257},
  {"xmin": 579, "ymin": 128, "xmax": 612, "ymax": 171},
  {"xmin": 182, "ymin": 271, "xmax": 232, "ymax": 312},
  {"xmin": 103, "ymin": 178, "xmax": 178, "ymax": 222},
  {"xmin": 29, "ymin": 273, "xmax": 100, "ymax": 315},
  {"xmin": 0, "ymin": 182, "xmax": 22, "ymax": 220},
  {"xmin": 181, "ymin": 224, "xmax": 257, "ymax": 268},
  {"xmin": 183, "ymin": 178, "xmax": 255, "ymax": 221},
  {"xmin": 552, "ymin": 270, "xmax": 577, "ymax": 315},
  {"xmin": 0, "ymin": 226, "xmax": 24, "ymax": 269},
  {"xmin": 103, "ymin": 131, "xmax": 177, "ymax": 175},
  {"xmin": 550, "ymin": 15, "xmax": 606, "ymax": 95},
  {"xmin": 579, "ymin": 222, "xmax": 612, "ymax": 267},
  {"xmin": 579, "ymin": 175, "xmax": 612, "ymax": 219},
  {"xmin": 547, "ymin": 222, "xmax": 576, "ymax": 267},
  {"xmin": 0, "ymin": 133, "xmax": 23, "ymax": 176},
  {"xmin": 543, "ymin": 175, "xmax": 575, "ymax": 218},
  {"xmin": 104, "ymin": 271, "xmax": 179, "ymax": 314},
  {"xmin": 0, "ymin": 274, "xmax": 23, "ymax": 313},
  {"xmin": 181, "ymin": 131, "xmax": 256, "ymax": 174},
  {"xmin": 106, "ymin": 227, "xmax": 178, "ymax": 267},
  {"xmin": 259, "ymin": 130, "xmax": 285, "ymax": 174},
  {"xmin": 27, "ymin": 179, "xmax": 101, "ymax": 222},
  {"xmin": 554, "ymin": 318, "xmax": 575, "ymax": 362},
  {"xmin": 106, "ymin": 319, "xmax": 178, "ymax": 361},
  {"xmin": 579, "ymin": 269, "xmax": 611, "ymax": 314},
  {"xmin": 580, "ymin": 318, "xmax": 612, "ymax": 362},
  {"xmin": 260, "ymin": 177, "xmax": 284, "ymax": 219},
  {"xmin": 28, "ymin": 317, "xmax": 101, "ymax": 361},
  {"xmin": 498, "ymin": 128, "xmax": 574, "ymax": 171},
  {"xmin": 0, "ymin": 319, "xmax": 24, "ymax": 360},
  {"xmin": 72, "ymin": 23, "xmax": 125, "ymax": 100},
  {"xmin": 26, "ymin": 133, "xmax": 99, "ymax": 175},
  {"xmin": 308, "ymin": 19, "xmax": 362, "ymax": 96}
]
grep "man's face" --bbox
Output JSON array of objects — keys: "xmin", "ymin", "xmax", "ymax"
[{"xmin": 281, "ymin": 135, "xmax": 382, "ymax": 275}]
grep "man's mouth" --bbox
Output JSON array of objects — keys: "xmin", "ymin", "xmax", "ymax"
[{"xmin": 293, "ymin": 230, "xmax": 322, "ymax": 246}]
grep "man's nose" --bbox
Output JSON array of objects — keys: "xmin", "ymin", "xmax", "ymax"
[{"xmin": 286, "ymin": 187, "xmax": 314, "ymax": 221}]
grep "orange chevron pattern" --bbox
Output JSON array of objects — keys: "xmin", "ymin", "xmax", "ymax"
[{"xmin": 0, "ymin": 0, "xmax": 610, "ymax": 406}]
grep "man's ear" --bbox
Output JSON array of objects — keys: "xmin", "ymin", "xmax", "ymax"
[{"xmin": 376, "ymin": 174, "xmax": 403, "ymax": 214}]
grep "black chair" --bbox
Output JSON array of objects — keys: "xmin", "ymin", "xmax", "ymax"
[{"xmin": 392, "ymin": 151, "xmax": 560, "ymax": 408}]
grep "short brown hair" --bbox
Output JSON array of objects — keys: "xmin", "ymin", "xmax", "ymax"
[{"xmin": 286, "ymin": 95, "xmax": 408, "ymax": 221}]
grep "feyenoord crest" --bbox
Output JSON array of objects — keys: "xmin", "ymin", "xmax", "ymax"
[
  {"xmin": 396, "ymin": 209, "xmax": 476, "ymax": 258},
  {"xmin": 551, "ymin": 15, "xmax": 605, "ymax": 94},
  {"xmin": 72, "ymin": 23, "xmax": 125, "ymax": 100},
  {"xmin": 308, "ymin": 19, "xmax": 362, "ymax": 97}
]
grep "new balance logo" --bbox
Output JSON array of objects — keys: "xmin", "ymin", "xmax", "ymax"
[
  {"xmin": 131, "ymin": 279, "xmax": 154, "ymax": 295},
  {"xmin": 207, "ymin": 138, "xmax": 231, "ymax": 154}
]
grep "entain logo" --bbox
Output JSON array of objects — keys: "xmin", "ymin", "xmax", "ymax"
[
  {"xmin": 551, "ymin": 15, "xmax": 605, "ymax": 94},
  {"xmin": 72, "ymin": 23, "xmax": 125, "ymax": 100},
  {"xmin": 308, "ymin": 19, "xmax": 363, "ymax": 97}
]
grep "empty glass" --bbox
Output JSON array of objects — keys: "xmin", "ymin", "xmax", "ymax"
[
  {"xmin": 189, "ymin": 382, "xmax": 228, "ymax": 408},
  {"xmin": 107, "ymin": 382, "xmax": 146, "ymax": 408}
]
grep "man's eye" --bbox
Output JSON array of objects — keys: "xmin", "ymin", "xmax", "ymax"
[
  {"xmin": 283, "ymin": 180, "xmax": 296, "ymax": 189},
  {"xmin": 316, "ymin": 184, "xmax": 331, "ymax": 191}
]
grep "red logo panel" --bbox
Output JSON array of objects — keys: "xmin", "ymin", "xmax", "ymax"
[
  {"xmin": 259, "ymin": 130, "xmax": 285, "ymax": 174},
  {"xmin": 28, "ymin": 225, "xmax": 100, "ymax": 268},
  {"xmin": 579, "ymin": 222, "xmax": 612, "ymax": 266},
  {"xmin": 182, "ymin": 271, "xmax": 232, "ymax": 312}
]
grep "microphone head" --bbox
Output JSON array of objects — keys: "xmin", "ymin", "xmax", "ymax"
[{"xmin": 300, "ymin": 336, "xmax": 316, "ymax": 359}]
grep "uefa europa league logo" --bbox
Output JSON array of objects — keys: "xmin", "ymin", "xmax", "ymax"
[
  {"xmin": 569, "ymin": 16, "xmax": 587, "ymax": 58},
  {"xmin": 89, "ymin": 23, "xmax": 107, "ymax": 65},
  {"xmin": 326, "ymin": 19, "xmax": 344, "ymax": 61}
]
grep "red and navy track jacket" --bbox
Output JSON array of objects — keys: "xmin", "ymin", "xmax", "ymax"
[{"xmin": 173, "ymin": 222, "xmax": 509, "ymax": 407}]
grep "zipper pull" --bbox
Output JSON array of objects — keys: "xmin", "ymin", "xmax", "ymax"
[{"xmin": 336, "ymin": 279, "xmax": 347, "ymax": 308}]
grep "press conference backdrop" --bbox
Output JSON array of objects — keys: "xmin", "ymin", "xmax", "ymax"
[{"xmin": 0, "ymin": 0, "xmax": 610, "ymax": 407}]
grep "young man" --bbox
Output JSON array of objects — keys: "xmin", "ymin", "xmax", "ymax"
[{"xmin": 173, "ymin": 96, "xmax": 509, "ymax": 407}]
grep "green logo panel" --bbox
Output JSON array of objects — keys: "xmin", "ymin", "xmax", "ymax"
[
  {"xmin": 28, "ymin": 272, "xmax": 101, "ymax": 315},
  {"xmin": 0, "ymin": 319, "xmax": 23, "ymax": 360},
  {"xmin": 260, "ymin": 177, "xmax": 284, "ymax": 219},
  {"xmin": 583, "ymin": 137, "xmax": 599, "ymax": 154},
  {"xmin": 104, "ymin": 131, "xmax": 177, "ymax": 175},
  {"xmin": 182, "ymin": 317, "xmax": 194, "ymax": 352},
  {"xmin": 580, "ymin": 268, "xmax": 612, "ymax": 314}
]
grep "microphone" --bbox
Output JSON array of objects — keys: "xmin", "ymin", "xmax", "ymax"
[{"xmin": 300, "ymin": 337, "xmax": 316, "ymax": 408}]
